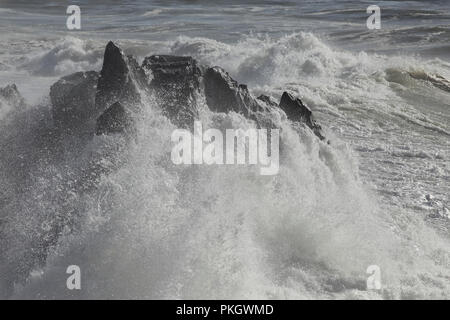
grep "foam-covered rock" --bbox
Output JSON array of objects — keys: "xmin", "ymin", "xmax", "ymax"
[
  {"xmin": 95, "ymin": 41, "xmax": 146, "ymax": 114},
  {"xmin": 142, "ymin": 55, "xmax": 201, "ymax": 127},
  {"xmin": 96, "ymin": 102, "xmax": 133, "ymax": 135},
  {"xmin": 203, "ymin": 66, "xmax": 265, "ymax": 117},
  {"xmin": 257, "ymin": 94, "xmax": 278, "ymax": 108},
  {"xmin": 279, "ymin": 92, "xmax": 325, "ymax": 140},
  {"xmin": 47, "ymin": 41, "xmax": 326, "ymax": 141},
  {"xmin": 50, "ymin": 71, "xmax": 98, "ymax": 129}
]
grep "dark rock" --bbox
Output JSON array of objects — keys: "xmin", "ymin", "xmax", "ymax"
[
  {"xmin": 142, "ymin": 55, "xmax": 202, "ymax": 127},
  {"xmin": 96, "ymin": 102, "xmax": 133, "ymax": 135},
  {"xmin": 257, "ymin": 94, "xmax": 278, "ymax": 108},
  {"xmin": 50, "ymin": 71, "xmax": 99, "ymax": 129},
  {"xmin": 203, "ymin": 67, "xmax": 265, "ymax": 117},
  {"xmin": 95, "ymin": 41, "xmax": 146, "ymax": 115},
  {"xmin": 46, "ymin": 41, "xmax": 326, "ymax": 141},
  {"xmin": 279, "ymin": 92, "xmax": 325, "ymax": 140},
  {"xmin": 279, "ymin": 92, "xmax": 313, "ymax": 124},
  {"xmin": 0, "ymin": 84, "xmax": 26, "ymax": 110}
]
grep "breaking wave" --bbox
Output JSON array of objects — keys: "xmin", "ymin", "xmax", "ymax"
[
  {"xmin": 20, "ymin": 37, "xmax": 103, "ymax": 77},
  {"xmin": 1, "ymin": 32, "xmax": 449, "ymax": 299}
]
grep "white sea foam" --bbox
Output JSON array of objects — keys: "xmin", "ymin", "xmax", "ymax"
[
  {"xmin": 20, "ymin": 37, "xmax": 103, "ymax": 77},
  {"xmin": 142, "ymin": 9, "xmax": 164, "ymax": 17},
  {"xmin": 0, "ymin": 32, "xmax": 449, "ymax": 299}
]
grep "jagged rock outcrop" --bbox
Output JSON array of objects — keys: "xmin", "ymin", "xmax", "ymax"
[
  {"xmin": 95, "ymin": 41, "xmax": 146, "ymax": 115},
  {"xmin": 96, "ymin": 102, "xmax": 133, "ymax": 135},
  {"xmin": 279, "ymin": 92, "xmax": 325, "ymax": 140},
  {"xmin": 203, "ymin": 67, "xmax": 266, "ymax": 118},
  {"xmin": 257, "ymin": 94, "xmax": 278, "ymax": 108},
  {"xmin": 142, "ymin": 55, "xmax": 202, "ymax": 127},
  {"xmin": 0, "ymin": 84, "xmax": 26, "ymax": 111},
  {"xmin": 47, "ymin": 41, "xmax": 325, "ymax": 140},
  {"xmin": 279, "ymin": 92, "xmax": 312, "ymax": 123},
  {"xmin": 50, "ymin": 71, "xmax": 99, "ymax": 129}
]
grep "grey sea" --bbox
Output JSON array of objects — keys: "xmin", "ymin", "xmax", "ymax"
[{"xmin": 0, "ymin": 0, "xmax": 449, "ymax": 299}]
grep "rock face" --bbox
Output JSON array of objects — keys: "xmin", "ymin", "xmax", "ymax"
[
  {"xmin": 203, "ymin": 67, "xmax": 265, "ymax": 117},
  {"xmin": 279, "ymin": 92, "xmax": 324, "ymax": 140},
  {"xmin": 96, "ymin": 102, "xmax": 133, "ymax": 135},
  {"xmin": 279, "ymin": 92, "xmax": 313, "ymax": 124},
  {"xmin": 257, "ymin": 94, "xmax": 278, "ymax": 108},
  {"xmin": 142, "ymin": 55, "xmax": 201, "ymax": 127},
  {"xmin": 46, "ymin": 41, "xmax": 325, "ymax": 140},
  {"xmin": 0, "ymin": 84, "xmax": 26, "ymax": 111},
  {"xmin": 50, "ymin": 71, "xmax": 99, "ymax": 129},
  {"xmin": 5, "ymin": 41, "xmax": 329, "ymax": 296},
  {"xmin": 95, "ymin": 41, "xmax": 146, "ymax": 114}
]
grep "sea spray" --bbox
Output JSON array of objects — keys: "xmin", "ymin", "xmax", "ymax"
[{"xmin": 0, "ymin": 32, "xmax": 449, "ymax": 300}]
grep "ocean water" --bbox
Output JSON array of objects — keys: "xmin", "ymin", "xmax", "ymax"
[{"xmin": 0, "ymin": 0, "xmax": 449, "ymax": 299}]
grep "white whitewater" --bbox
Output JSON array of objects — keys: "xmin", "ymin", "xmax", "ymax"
[{"xmin": 0, "ymin": 31, "xmax": 449, "ymax": 299}]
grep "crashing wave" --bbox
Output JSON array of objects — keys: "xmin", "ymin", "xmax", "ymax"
[{"xmin": 0, "ymin": 39, "xmax": 449, "ymax": 300}]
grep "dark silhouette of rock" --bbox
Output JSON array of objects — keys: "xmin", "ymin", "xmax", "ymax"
[
  {"xmin": 0, "ymin": 83, "xmax": 26, "ymax": 111},
  {"xmin": 95, "ymin": 41, "xmax": 146, "ymax": 115},
  {"xmin": 142, "ymin": 55, "xmax": 202, "ymax": 127},
  {"xmin": 279, "ymin": 92, "xmax": 324, "ymax": 140},
  {"xmin": 46, "ymin": 41, "xmax": 325, "ymax": 141},
  {"xmin": 50, "ymin": 71, "xmax": 99, "ymax": 129},
  {"xmin": 96, "ymin": 102, "xmax": 133, "ymax": 135},
  {"xmin": 203, "ymin": 67, "xmax": 265, "ymax": 117},
  {"xmin": 279, "ymin": 92, "xmax": 313, "ymax": 123}
]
